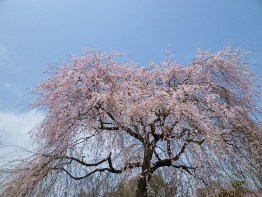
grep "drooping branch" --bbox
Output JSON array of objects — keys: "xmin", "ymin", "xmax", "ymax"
[
  {"xmin": 151, "ymin": 142, "xmax": 188, "ymax": 172},
  {"xmin": 42, "ymin": 154, "xmax": 110, "ymax": 168},
  {"xmin": 172, "ymin": 164, "xmax": 197, "ymax": 175},
  {"xmin": 41, "ymin": 152, "xmax": 143, "ymax": 181},
  {"xmin": 167, "ymin": 140, "xmax": 172, "ymax": 158},
  {"xmin": 151, "ymin": 139, "xmax": 205, "ymax": 172},
  {"xmin": 106, "ymin": 112, "xmax": 144, "ymax": 142},
  {"xmin": 94, "ymin": 105, "xmax": 145, "ymax": 143},
  {"xmin": 153, "ymin": 150, "xmax": 162, "ymax": 161},
  {"xmin": 172, "ymin": 164, "xmax": 208, "ymax": 186},
  {"xmin": 57, "ymin": 167, "xmax": 121, "ymax": 181}
]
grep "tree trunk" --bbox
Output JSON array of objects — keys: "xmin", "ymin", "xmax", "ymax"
[
  {"xmin": 136, "ymin": 133, "xmax": 153, "ymax": 197},
  {"xmin": 136, "ymin": 173, "xmax": 149, "ymax": 197}
]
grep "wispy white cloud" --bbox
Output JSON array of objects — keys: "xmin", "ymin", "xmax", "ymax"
[
  {"xmin": 0, "ymin": 110, "xmax": 44, "ymax": 166},
  {"xmin": 0, "ymin": 110, "xmax": 44, "ymax": 148}
]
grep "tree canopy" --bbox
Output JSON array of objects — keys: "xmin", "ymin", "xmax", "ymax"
[{"xmin": 1, "ymin": 47, "xmax": 261, "ymax": 197}]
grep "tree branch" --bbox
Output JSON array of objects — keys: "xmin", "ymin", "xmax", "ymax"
[
  {"xmin": 167, "ymin": 140, "xmax": 172, "ymax": 158},
  {"xmin": 58, "ymin": 167, "xmax": 120, "ymax": 180},
  {"xmin": 106, "ymin": 112, "xmax": 144, "ymax": 142},
  {"xmin": 46, "ymin": 152, "xmax": 142, "ymax": 181},
  {"xmin": 151, "ymin": 139, "xmax": 204, "ymax": 172}
]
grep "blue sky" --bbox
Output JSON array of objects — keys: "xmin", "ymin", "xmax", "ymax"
[{"xmin": 0, "ymin": 0, "xmax": 262, "ymax": 146}]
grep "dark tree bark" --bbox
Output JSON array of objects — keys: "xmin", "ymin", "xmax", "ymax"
[
  {"xmin": 136, "ymin": 133, "xmax": 153, "ymax": 197},
  {"xmin": 136, "ymin": 173, "xmax": 150, "ymax": 197}
]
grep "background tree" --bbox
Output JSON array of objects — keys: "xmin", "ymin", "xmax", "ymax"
[
  {"xmin": 1, "ymin": 47, "xmax": 261, "ymax": 197},
  {"xmin": 197, "ymin": 180, "xmax": 255, "ymax": 197},
  {"xmin": 107, "ymin": 174, "xmax": 176, "ymax": 197}
]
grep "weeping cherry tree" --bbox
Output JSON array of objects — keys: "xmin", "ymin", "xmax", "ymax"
[{"xmin": 1, "ymin": 47, "xmax": 261, "ymax": 197}]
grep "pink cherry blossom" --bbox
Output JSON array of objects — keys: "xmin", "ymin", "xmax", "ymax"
[{"xmin": 1, "ymin": 47, "xmax": 261, "ymax": 197}]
